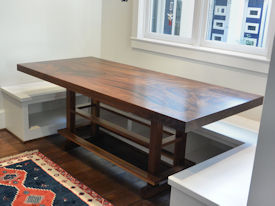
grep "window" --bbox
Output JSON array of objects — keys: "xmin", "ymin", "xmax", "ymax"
[
  {"xmin": 146, "ymin": 0, "xmax": 195, "ymax": 42},
  {"xmin": 138, "ymin": 0, "xmax": 274, "ymax": 57},
  {"xmin": 206, "ymin": 0, "xmax": 270, "ymax": 48}
]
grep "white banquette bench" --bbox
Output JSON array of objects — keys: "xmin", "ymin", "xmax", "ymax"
[
  {"xmin": 169, "ymin": 117, "xmax": 260, "ymax": 206},
  {"xmin": 1, "ymin": 81, "xmax": 89, "ymax": 141}
]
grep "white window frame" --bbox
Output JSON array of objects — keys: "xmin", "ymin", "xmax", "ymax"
[
  {"xmin": 131, "ymin": 0, "xmax": 275, "ymax": 74},
  {"xmin": 198, "ymin": 0, "xmax": 270, "ymax": 56},
  {"xmin": 143, "ymin": 0, "xmax": 193, "ymax": 45}
]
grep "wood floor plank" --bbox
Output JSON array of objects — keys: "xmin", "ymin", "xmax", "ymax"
[{"xmin": 0, "ymin": 130, "xmax": 170, "ymax": 206}]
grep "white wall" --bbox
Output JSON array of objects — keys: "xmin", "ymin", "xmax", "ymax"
[
  {"xmin": 0, "ymin": 0, "xmax": 102, "ymax": 111},
  {"xmin": 101, "ymin": 0, "xmax": 267, "ymax": 122},
  {"xmin": 247, "ymin": 37, "xmax": 275, "ymax": 205}
]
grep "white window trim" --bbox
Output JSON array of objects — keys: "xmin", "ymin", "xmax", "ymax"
[
  {"xmin": 131, "ymin": 0, "xmax": 275, "ymax": 74},
  {"xmin": 143, "ymin": 0, "xmax": 193, "ymax": 45}
]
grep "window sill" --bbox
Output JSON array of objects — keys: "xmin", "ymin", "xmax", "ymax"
[{"xmin": 131, "ymin": 37, "xmax": 270, "ymax": 74}]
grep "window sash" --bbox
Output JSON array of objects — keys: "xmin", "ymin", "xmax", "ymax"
[
  {"xmin": 144, "ymin": 0, "xmax": 196, "ymax": 43},
  {"xmin": 142, "ymin": 0, "xmax": 273, "ymax": 57},
  {"xmin": 200, "ymin": 0, "xmax": 272, "ymax": 56}
]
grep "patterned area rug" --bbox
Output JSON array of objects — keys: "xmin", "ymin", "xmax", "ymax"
[{"xmin": 0, "ymin": 150, "xmax": 113, "ymax": 206}]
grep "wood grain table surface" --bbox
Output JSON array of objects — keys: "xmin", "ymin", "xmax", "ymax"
[{"xmin": 18, "ymin": 57, "xmax": 263, "ymax": 132}]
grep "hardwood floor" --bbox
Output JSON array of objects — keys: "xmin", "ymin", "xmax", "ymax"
[{"xmin": 0, "ymin": 129, "xmax": 170, "ymax": 206}]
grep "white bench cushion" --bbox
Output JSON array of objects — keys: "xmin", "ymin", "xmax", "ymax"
[{"xmin": 1, "ymin": 81, "xmax": 65, "ymax": 102}]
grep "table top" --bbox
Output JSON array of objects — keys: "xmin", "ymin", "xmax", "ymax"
[{"xmin": 18, "ymin": 57, "xmax": 263, "ymax": 131}]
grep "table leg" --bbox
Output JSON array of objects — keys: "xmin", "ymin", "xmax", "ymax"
[
  {"xmin": 174, "ymin": 130, "xmax": 187, "ymax": 166},
  {"xmin": 64, "ymin": 90, "xmax": 77, "ymax": 150},
  {"xmin": 91, "ymin": 99, "xmax": 100, "ymax": 136},
  {"xmin": 148, "ymin": 119, "xmax": 163, "ymax": 175},
  {"xmin": 140, "ymin": 182, "xmax": 170, "ymax": 199},
  {"xmin": 66, "ymin": 90, "xmax": 76, "ymax": 132},
  {"xmin": 141, "ymin": 120, "xmax": 167, "ymax": 198}
]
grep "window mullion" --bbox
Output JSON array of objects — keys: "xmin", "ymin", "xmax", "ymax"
[
  {"xmin": 143, "ymin": 0, "xmax": 151, "ymax": 36},
  {"xmin": 265, "ymin": 0, "xmax": 275, "ymax": 58},
  {"xmin": 192, "ymin": 0, "xmax": 206, "ymax": 46},
  {"xmin": 172, "ymin": 0, "xmax": 178, "ymax": 35}
]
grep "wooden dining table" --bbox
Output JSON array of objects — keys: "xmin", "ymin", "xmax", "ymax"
[{"xmin": 18, "ymin": 57, "xmax": 263, "ymax": 196}]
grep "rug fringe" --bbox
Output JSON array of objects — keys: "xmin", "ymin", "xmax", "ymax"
[{"xmin": 0, "ymin": 150, "xmax": 39, "ymax": 162}]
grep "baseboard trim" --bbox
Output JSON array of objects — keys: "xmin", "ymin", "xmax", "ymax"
[{"xmin": 0, "ymin": 109, "xmax": 5, "ymax": 129}]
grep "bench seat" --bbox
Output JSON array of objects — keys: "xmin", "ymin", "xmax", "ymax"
[
  {"xmin": 169, "ymin": 117, "xmax": 259, "ymax": 206},
  {"xmin": 1, "ymin": 81, "xmax": 87, "ymax": 141}
]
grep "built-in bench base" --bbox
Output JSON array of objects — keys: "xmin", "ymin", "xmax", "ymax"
[
  {"xmin": 1, "ymin": 81, "xmax": 89, "ymax": 142},
  {"xmin": 169, "ymin": 117, "xmax": 260, "ymax": 206}
]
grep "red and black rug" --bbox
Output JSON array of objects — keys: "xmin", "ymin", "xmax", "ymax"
[{"xmin": 0, "ymin": 150, "xmax": 113, "ymax": 206}]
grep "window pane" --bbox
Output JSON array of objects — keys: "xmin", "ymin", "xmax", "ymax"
[
  {"xmin": 206, "ymin": 0, "xmax": 270, "ymax": 48},
  {"xmin": 150, "ymin": 0, "xmax": 195, "ymax": 38}
]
